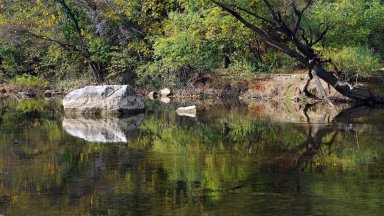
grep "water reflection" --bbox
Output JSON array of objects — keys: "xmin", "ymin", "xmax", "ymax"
[
  {"xmin": 262, "ymin": 105, "xmax": 378, "ymax": 172},
  {"xmin": 1, "ymin": 98, "xmax": 384, "ymax": 215},
  {"xmin": 63, "ymin": 114, "xmax": 145, "ymax": 142}
]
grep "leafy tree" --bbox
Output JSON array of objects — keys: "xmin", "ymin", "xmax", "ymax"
[{"xmin": 0, "ymin": 0, "xmax": 383, "ymax": 91}]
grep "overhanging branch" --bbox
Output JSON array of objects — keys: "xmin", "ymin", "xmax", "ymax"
[{"xmin": 211, "ymin": 0, "xmax": 308, "ymax": 65}]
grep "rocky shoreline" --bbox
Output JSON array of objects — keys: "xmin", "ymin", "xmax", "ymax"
[
  {"xmin": 2, "ymin": 73, "xmax": 383, "ymax": 105},
  {"xmin": 139, "ymin": 74, "xmax": 347, "ymax": 104}
]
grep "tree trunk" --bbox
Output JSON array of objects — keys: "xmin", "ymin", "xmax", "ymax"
[
  {"xmin": 89, "ymin": 61, "xmax": 105, "ymax": 83},
  {"xmin": 312, "ymin": 63, "xmax": 381, "ymax": 103},
  {"xmin": 211, "ymin": 0, "xmax": 384, "ymax": 104},
  {"xmin": 57, "ymin": 0, "xmax": 105, "ymax": 83}
]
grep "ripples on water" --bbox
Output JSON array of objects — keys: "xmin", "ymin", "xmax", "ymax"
[{"xmin": 0, "ymin": 98, "xmax": 384, "ymax": 215}]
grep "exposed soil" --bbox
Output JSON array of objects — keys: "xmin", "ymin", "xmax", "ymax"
[
  {"xmin": 0, "ymin": 83, "xmax": 19, "ymax": 98},
  {"xmin": 142, "ymin": 72, "xmax": 361, "ymax": 104}
]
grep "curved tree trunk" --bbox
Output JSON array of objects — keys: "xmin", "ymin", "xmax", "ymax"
[
  {"xmin": 312, "ymin": 63, "xmax": 381, "ymax": 103},
  {"xmin": 212, "ymin": 0, "xmax": 384, "ymax": 104}
]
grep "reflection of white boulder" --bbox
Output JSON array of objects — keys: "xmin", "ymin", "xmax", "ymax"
[
  {"xmin": 176, "ymin": 106, "xmax": 197, "ymax": 118},
  {"xmin": 62, "ymin": 114, "xmax": 145, "ymax": 143},
  {"xmin": 63, "ymin": 85, "xmax": 145, "ymax": 115},
  {"xmin": 160, "ymin": 96, "xmax": 171, "ymax": 104},
  {"xmin": 147, "ymin": 91, "xmax": 158, "ymax": 100}
]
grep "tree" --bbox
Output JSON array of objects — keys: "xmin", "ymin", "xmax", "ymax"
[
  {"xmin": 211, "ymin": 0, "xmax": 384, "ymax": 104},
  {"xmin": 0, "ymin": 0, "xmax": 187, "ymax": 84}
]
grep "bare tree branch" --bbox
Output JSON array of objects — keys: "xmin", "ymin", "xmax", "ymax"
[
  {"xmin": 298, "ymin": 26, "xmax": 311, "ymax": 45},
  {"xmin": 211, "ymin": 0, "xmax": 309, "ymax": 65},
  {"xmin": 311, "ymin": 24, "xmax": 329, "ymax": 46},
  {"xmin": 55, "ymin": 0, "xmax": 91, "ymax": 58},
  {"xmin": 292, "ymin": 0, "xmax": 313, "ymax": 33},
  {"xmin": 262, "ymin": 0, "xmax": 280, "ymax": 24},
  {"xmin": 27, "ymin": 31, "xmax": 80, "ymax": 53},
  {"xmin": 228, "ymin": 4, "xmax": 274, "ymax": 25}
]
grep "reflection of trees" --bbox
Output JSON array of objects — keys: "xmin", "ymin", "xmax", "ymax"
[
  {"xmin": 1, "ymin": 101, "xmax": 384, "ymax": 215},
  {"xmin": 263, "ymin": 105, "xmax": 380, "ymax": 172}
]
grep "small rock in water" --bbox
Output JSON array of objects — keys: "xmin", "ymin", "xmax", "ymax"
[
  {"xmin": 176, "ymin": 105, "xmax": 197, "ymax": 118},
  {"xmin": 160, "ymin": 88, "xmax": 172, "ymax": 97}
]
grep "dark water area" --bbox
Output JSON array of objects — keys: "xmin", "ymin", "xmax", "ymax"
[{"xmin": 1, "ymin": 98, "xmax": 384, "ymax": 215}]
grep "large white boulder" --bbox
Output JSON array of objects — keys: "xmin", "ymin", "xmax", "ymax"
[{"xmin": 63, "ymin": 85, "xmax": 145, "ymax": 115}]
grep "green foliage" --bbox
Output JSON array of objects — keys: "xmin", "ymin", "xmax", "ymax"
[
  {"xmin": 13, "ymin": 74, "xmax": 49, "ymax": 89},
  {"xmin": 0, "ymin": 44, "xmax": 27, "ymax": 76},
  {"xmin": 149, "ymin": 9, "xmax": 223, "ymax": 81},
  {"xmin": 0, "ymin": 0, "xmax": 384, "ymax": 87},
  {"xmin": 306, "ymin": 0, "xmax": 384, "ymax": 76},
  {"xmin": 89, "ymin": 38, "xmax": 112, "ymax": 62},
  {"xmin": 107, "ymin": 51, "xmax": 139, "ymax": 84},
  {"xmin": 136, "ymin": 61, "xmax": 168, "ymax": 88},
  {"xmin": 308, "ymin": 0, "xmax": 384, "ymax": 49},
  {"xmin": 328, "ymin": 46, "xmax": 382, "ymax": 75}
]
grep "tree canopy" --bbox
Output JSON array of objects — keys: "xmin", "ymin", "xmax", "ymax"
[{"xmin": 0, "ymin": 0, "xmax": 383, "ymax": 90}]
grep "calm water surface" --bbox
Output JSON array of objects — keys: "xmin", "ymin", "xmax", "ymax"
[{"xmin": 1, "ymin": 98, "xmax": 384, "ymax": 215}]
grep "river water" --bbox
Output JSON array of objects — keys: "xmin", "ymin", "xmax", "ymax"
[{"xmin": 1, "ymin": 98, "xmax": 384, "ymax": 215}]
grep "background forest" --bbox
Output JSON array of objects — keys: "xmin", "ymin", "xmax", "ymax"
[{"xmin": 0, "ymin": 0, "xmax": 383, "ymax": 89}]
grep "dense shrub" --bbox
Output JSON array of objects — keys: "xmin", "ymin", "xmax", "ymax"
[
  {"xmin": 328, "ymin": 46, "xmax": 382, "ymax": 76},
  {"xmin": 13, "ymin": 74, "xmax": 49, "ymax": 89}
]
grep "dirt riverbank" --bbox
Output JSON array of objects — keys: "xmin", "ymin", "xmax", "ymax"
[
  {"xmin": 2, "ymin": 73, "xmax": 383, "ymax": 103},
  {"xmin": 142, "ymin": 73, "xmax": 384, "ymax": 104}
]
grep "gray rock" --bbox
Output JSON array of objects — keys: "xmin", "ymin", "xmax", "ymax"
[
  {"xmin": 62, "ymin": 114, "xmax": 145, "ymax": 143},
  {"xmin": 160, "ymin": 88, "xmax": 172, "ymax": 97},
  {"xmin": 63, "ymin": 85, "xmax": 145, "ymax": 115}
]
